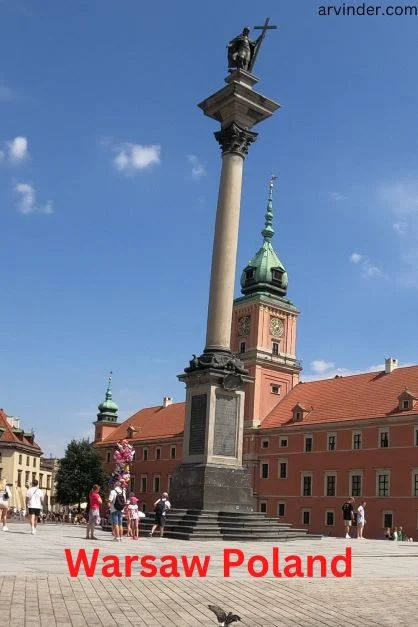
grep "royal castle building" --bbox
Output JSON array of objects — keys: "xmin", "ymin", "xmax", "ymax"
[{"xmin": 93, "ymin": 184, "xmax": 418, "ymax": 540}]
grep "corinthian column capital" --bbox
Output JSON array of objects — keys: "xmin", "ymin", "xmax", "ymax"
[{"xmin": 214, "ymin": 122, "xmax": 258, "ymax": 158}]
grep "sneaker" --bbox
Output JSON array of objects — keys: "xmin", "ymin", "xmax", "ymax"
[
  {"xmin": 148, "ymin": 532, "xmax": 153, "ymax": 537},
  {"xmin": 112, "ymin": 537, "xmax": 119, "ymax": 542},
  {"xmin": 345, "ymin": 533, "xmax": 351, "ymax": 539},
  {"xmin": 31, "ymin": 528, "xmax": 35, "ymax": 535},
  {"xmin": 2, "ymin": 526, "xmax": 8, "ymax": 532}
]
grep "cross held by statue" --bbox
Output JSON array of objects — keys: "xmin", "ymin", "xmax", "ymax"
[{"xmin": 249, "ymin": 17, "xmax": 278, "ymax": 72}]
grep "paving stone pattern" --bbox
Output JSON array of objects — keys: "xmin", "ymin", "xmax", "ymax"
[{"xmin": 2, "ymin": 523, "xmax": 418, "ymax": 626}]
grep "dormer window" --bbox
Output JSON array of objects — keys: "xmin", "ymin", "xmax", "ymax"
[
  {"xmin": 271, "ymin": 269, "xmax": 283, "ymax": 283},
  {"xmin": 292, "ymin": 403, "xmax": 311, "ymax": 423},
  {"xmin": 245, "ymin": 268, "xmax": 255, "ymax": 281},
  {"xmin": 397, "ymin": 388, "xmax": 417, "ymax": 412}
]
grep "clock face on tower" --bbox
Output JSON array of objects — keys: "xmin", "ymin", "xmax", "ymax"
[
  {"xmin": 237, "ymin": 315, "xmax": 251, "ymax": 337},
  {"xmin": 270, "ymin": 317, "xmax": 284, "ymax": 338}
]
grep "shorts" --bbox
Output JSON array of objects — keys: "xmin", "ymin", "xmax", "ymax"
[
  {"xmin": 29, "ymin": 508, "xmax": 41, "ymax": 516},
  {"xmin": 154, "ymin": 514, "xmax": 166, "ymax": 527},
  {"xmin": 343, "ymin": 519, "xmax": 352, "ymax": 526},
  {"xmin": 0, "ymin": 503, "xmax": 8, "ymax": 509},
  {"xmin": 357, "ymin": 518, "xmax": 365, "ymax": 526},
  {"xmin": 89, "ymin": 509, "xmax": 100, "ymax": 525},
  {"xmin": 111, "ymin": 511, "xmax": 123, "ymax": 525}
]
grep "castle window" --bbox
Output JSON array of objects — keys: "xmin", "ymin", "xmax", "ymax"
[
  {"xmin": 379, "ymin": 430, "xmax": 389, "ymax": 448},
  {"xmin": 403, "ymin": 400, "xmax": 410, "ymax": 410},
  {"xmin": 278, "ymin": 502, "xmax": 286, "ymax": 517},
  {"xmin": 326, "ymin": 510, "xmax": 335, "ymax": 526},
  {"xmin": 327, "ymin": 434, "xmax": 336, "ymax": 451},
  {"xmin": 106, "ymin": 451, "xmax": 111, "ymax": 463},
  {"xmin": 143, "ymin": 448, "xmax": 148, "ymax": 461},
  {"xmin": 156, "ymin": 447, "xmax": 161, "ymax": 460},
  {"xmin": 261, "ymin": 463, "xmax": 269, "ymax": 479},
  {"xmin": 271, "ymin": 269, "xmax": 283, "ymax": 282},
  {"xmin": 353, "ymin": 432, "xmax": 362, "ymax": 450},
  {"xmin": 383, "ymin": 512, "xmax": 393, "ymax": 529},
  {"xmin": 350, "ymin": 473, "xmax": 362, "ymax": 497},
  {"xmin": 280, "ymin": 438, "xmax": 288, "ymax": 448},
  {"xmin": 272, "ymin": 342, "xmax": 279, "ymax": 356},
  {"xmin": 279, "ymin": 462, "xmax": 287, "ymax": 479},
  {"xmin": 302, "ymin": 510, "xmax": 311, "ymax": 525},
  {"xmin": 239, "ymin": 342, "xmax": 246, "ymax": 354},
  {"xmin": 302, "ymin": 474, "xmax": 312, "ymax": 496},
  {"xmin": 153, "ymin": 475, "xmax": 160, "ymax": 493},
  {"xmin": 170, "ymin": 446, "xmax": 176, "ymax": 460},
  {"xmin": 377, "ymin": 471, "xmax": 390, "ymax": 497},
  {"xmin": 260, "ymin": 502, "xmax": 267, "ymax": 513},
  {"xmin": 305, "ymin": 436, "xmax": 313, "ymax": 452},
  {"xmin": 271, "ymin": 384, "xmax": 281, "ymax": 395},
  {"xmin": 245, "ymin": 268, "xmax": 255, "ymax": 281},
  {"xmin": 325, "ymin": 474, "xmax": 336, "ymax": 497},
  {"xmin": 130, "ymin": 477, "xmax": 135, "ymax": 492},
  {"xmin": 140, "ymin": 476, "xmax": 147, "ymax": 493},
  {"xmin": 262, "ymin": 439, "xmax": 269, "ymax": 449}
]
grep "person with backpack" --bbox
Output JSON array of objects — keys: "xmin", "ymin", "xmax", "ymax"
[
  {"xmin": 0, "ymin": 478, "xmax": 12, "ymax": 531},
  {"xmin": 108, "ymin": 480, "xmax": 126, "ymax": 542},
  {"xmin": 341, "ymin": 496, "xmax": 355, "ymax": 539},
  {"xmin": 149, "ymin": 492, "xmax": 171, "ymax": 538}
]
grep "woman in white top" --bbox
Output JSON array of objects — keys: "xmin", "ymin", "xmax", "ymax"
[
  {"xmin": 357, "ymin": 500, "xmax": 367, "ymax": 539},
  {"xmin": 0, "ymin": 478, "xmax": 12, "ymax": 531},
  {"xmin": 26, "ymin": 479, "xmax": 44, "ymax": 535}
]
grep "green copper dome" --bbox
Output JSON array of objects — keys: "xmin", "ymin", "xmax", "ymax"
[
  {"xmin": 240, "ymin": 177, "xmax": 288, "ymax": 298},
  {"xmin": 97, "ymin": 373, "xmax": 119, "ymax": 422}
]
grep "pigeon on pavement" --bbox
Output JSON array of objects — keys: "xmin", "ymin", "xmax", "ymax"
[{"xmin": 208, "ymin": 605, "xmax": 242, "ymax": 625}]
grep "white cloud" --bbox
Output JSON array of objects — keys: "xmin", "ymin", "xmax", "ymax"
[
  {"xmin": 350, "ymin": 252, "xmax": 383, "ymax": 279},
  {"xmin": 187, "ymin": 154, "xmax": 206, "ymax": 180},
  {"xmin": 113, "ymin": 143, "xmax": 161, "ymax": 173},
  {"xmin": 0, "ymin": 84, "xmax": 16, "ymax": 102},
  {"xmin": 379, "ymin": 182, "xmax": 418, "ymax": 216},
  {"xmin": 329, "ymin": 191, "xmax": 346, "ymax": 202},
  {"xmin": 311, "ymin": 360, "xmax": 335, "ymax": 374},
  {"xmin": 350, "ymin": 252, "xmax": 362, "ymax": 264},
  {"xmin": 8, "ymin": 136, "xmax": 29, "ymax": 162},
  {"xmin": 14, "ymin": 183, "xmax": 54, "ymax": 216},
  {"xmin": 393, "ymin": 222, "xmax": 406, "ymax": 236},
  {"xmin": 302, "ymin": 360, "xmax": 414, "ymax": 382},
  {"xmin": 15, "ymin": 182, "xmax": 35, "ymax": 214}
]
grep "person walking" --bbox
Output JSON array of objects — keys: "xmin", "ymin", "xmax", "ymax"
[
  {"xmin": 108, "ymin": 480, "xmax": 126, "ymax": 542},
  {"xmin": 356, "ymin": 500, "xmax": 367, "ymax": 539},
  {"xmin": 149, "ymin": 492, "xmax": 171, "ymax": 538},
  {"xmin": 342, "ymin": 496, "xmax": 355, "ymax": 539},
  {"xmin": 0, "ymin": 478, "xmax": 12, "ymax": 531},
  {"xmin": 26, "ymin": 479, "xmax": 44, "ymax": 535},
  {"xmin": 86, "ymin": 484, "xmax": 102, "ymax": 540}
]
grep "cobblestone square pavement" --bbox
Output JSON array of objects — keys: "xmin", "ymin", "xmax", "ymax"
[{"xmin": 2, "ymin": 522, "xmax": 418, "ymax": 626}]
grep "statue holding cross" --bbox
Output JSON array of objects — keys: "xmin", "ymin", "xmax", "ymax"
[{"xmin": 227, "ymin": 18, "xmax": 277, "ymax": 74}]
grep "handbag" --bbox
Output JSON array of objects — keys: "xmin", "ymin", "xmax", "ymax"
[{"xmin": 138, "ymin": 510, "xmax": 146, "ymax": 518}]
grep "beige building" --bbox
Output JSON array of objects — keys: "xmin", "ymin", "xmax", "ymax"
[
  {"xmin": 0, "ymin": 408, "xmax": 44, "ymax": 509},
  {"xmin": 39, "ymin": 457, "xmax": 59, "ymax": 511}
]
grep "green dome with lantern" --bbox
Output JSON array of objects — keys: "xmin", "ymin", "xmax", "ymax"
[
  {"xmin": 240, "ymin": 177, "xmax": 288, "ymax": 298},
  {"xmin": 97, "ymin": 372, "xmax": 119, "ymax": 423}
]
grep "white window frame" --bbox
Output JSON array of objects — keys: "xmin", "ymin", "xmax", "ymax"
[
  {"xmin": 140, "ymin": 475, "xmax": 147, "ymax": 493},
  {"xmin": 352, "ymin": 431, "xmax": 362, "ymax": 450},
  {"xmin": 383, "ymin": 511, "xmax": 394, "ymax": 530},
  {"xmin": 271, "ymin": 384, "xmax": 281, "ymax": 395},
  {"xmin": 277, "ymin": 502, "xmax": 286, "ymax": 517},
  {"xmin": 261, "ymin": 439, "xmax": 269, "ymax": 449},
  {"xmin": 325, "ymin": 509, "xmax": 335, "ymax": 526},
  {"xmin": 379, "ymin": 428, "xmax": 390, "ymax": 448},
  {"xmin": 153, "ymin": 475, "xmax": 161, "ymax": 493},
  {"xmin": 279, "ymin": 437, "xmax": 288, "ymax": 448},
  {"xmin": 327, "ymin": 433, "xmax": 337, "ymax": 451},
  {"xmin": 376, "ymin": 469, "xmax": 390, "ymax": 497},
  {"xmin": 304, "ymin": 434, "xmax": 313, "ymax": 452},
  {"xmin": 260, "ymin": 462, "xmax": 269, "ymax": 479},
  {"xmin": 170, "ymin": 446, "xmax": 176, "ymax": 460},
  {"xmin": 324, "ymin": 472, "xmax": 337, "ymax": 497},
  {"xmin": 349, "ymin": 470, "xmax": 363, "ymax": 498},
  {"xmin": 301, "ymin": 472, "xmax": 313, "ymax": 496},
  {"xmin": 411, "ymin": 469, "xmax": 418, "ymax": 497},
  {"xmin": 302, "ymin": 509, "xmax": 311, "ymax": 525},
  {"xmin": 155, "ymin": 447, "xmax": 161, "ymax": 460},
  {"xmin": 278, "ymin": 458, "xmax": 288, "ymax": 479}
]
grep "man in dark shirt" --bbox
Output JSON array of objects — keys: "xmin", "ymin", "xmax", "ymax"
[{"xmin": 342, "ymin": 497, "xmax": 355, "ymax": 539}]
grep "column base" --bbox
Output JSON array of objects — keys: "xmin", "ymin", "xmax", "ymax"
[{"xmin": 170, "ymin": 463, "xmax": 255, "ymax": 512}]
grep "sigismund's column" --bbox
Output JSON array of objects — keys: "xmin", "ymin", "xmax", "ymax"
[{"xmin": 171, "ymin": 26, "xmax": 280, "ymax": 512}]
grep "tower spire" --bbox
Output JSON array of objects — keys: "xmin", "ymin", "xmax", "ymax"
[
  {"xmin": 262, "ymin": 175, "xmax": 277, "ymax": 242},
  {"xmin": 97, "ymin": 371, "xmax": 119, "ymax": 422},
  {"xmin": 106, "ymin": 371, "xmax": 113, "ymax": 400}
]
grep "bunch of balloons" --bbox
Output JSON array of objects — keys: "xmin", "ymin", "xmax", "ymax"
[{"xmin": 109, "ymin": 439, "xmax": 135, "ymax": 489}]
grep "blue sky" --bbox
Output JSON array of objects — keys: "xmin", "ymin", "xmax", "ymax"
[{"xmin": 1, "ymin": 1, "xmax": 418, "ymax": 456}]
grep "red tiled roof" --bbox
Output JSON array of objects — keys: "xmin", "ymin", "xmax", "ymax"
[
  {"xmin": 0, "ymin": 409, "xmax": 42, "ymax": 451},
  {"xmin": 261, "ymin": 365, "xmax": 418, "ymax": 429},
  {"xmin": 100, "ymin": 402, "xmax": 185, "ymax": 445}
]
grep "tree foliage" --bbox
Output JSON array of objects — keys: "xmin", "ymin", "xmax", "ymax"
[{"xmin": 55, "ymin": 439, "xmax": 107, "ymax": 507}]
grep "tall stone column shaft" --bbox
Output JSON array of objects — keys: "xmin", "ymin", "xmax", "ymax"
[{"xmin": 205, "ymin": 152, "xmax": 244, "ymax": 352}]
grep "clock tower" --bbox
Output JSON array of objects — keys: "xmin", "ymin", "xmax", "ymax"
[{"xmin": 232, "ymin": 178, "xmax": 302, "ymax": 428}]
